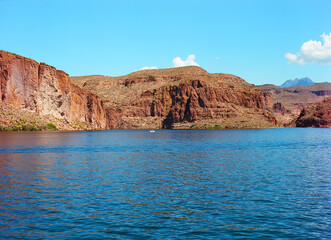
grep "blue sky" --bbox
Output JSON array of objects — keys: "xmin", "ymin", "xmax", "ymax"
[{"xmin": 1, "ymin": 0, "xmax": 330, "ymax": 85}]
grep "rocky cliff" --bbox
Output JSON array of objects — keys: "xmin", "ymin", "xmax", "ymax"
[
  {"xmin": 72, "ymin": 67, "xmax": 278, "ymax": 129},
  {"xmin": 259, "ymin": 83, "xmax": 331, "ymax": 126},
  {"xmin": 0, "ymin": 51, "xmax": 106, "ymax": 130},
  {"xmin": 0, "ymin": 51, "xmax": 281, "ymax": 130},
  {"xmin": 295, "ymin": 97, "xmax": 331, "ymax": 128}
]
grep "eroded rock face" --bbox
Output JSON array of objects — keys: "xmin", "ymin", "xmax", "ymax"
[
  {"xmin": 259, "ymin": 83, "xmax": 331, "ymax": 125},
  {"xmin": 0, "ymin": 51, "xmax": 278, "ymax": 130},
  {"xmin": 135, "ymin": 79, "xmax": 276, "ymax": 128},
  {"xmin": 0, "ymin": 51, "xmax": 106, "ymax": 129},
  {"xmin": 295, "ymin": 97, "xmax": 331, "ymax": 128},
  {"xmin": 72, "ymin": 67, "xmax": 277, "ymax": 129}
]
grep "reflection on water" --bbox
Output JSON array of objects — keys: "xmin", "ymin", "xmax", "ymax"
[{"xmin": 0, "ymin": 129, "xmax": 330, "ymax": 239}]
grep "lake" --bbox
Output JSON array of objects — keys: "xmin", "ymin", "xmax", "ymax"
[{"xmin": 0, "ymin": 128, "xmax": 330, "ymax": 239}]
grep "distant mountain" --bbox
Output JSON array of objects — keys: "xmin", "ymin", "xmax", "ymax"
[{"xmin": 279, "ymin": 77, "xmax": 315, "ymax": 88}]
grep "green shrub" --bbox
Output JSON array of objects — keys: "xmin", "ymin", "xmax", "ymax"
[
  {"xmin": 190, "ymin": 123, "xmax": 197, "ymax": 129},
  {"xmin": 19, "ymin": 118, "xmax": 27, "ymax": 124},
  {"xmin": 12, "ymin": 123, "xmax": 23, "ymax": 131},
  {"xmin": 30, "ymin": 124, "xmax": 39, "ymax": 131},
  {"xmin": 45, "ymin": 123, "xmax": 57, "ymax": 131}
]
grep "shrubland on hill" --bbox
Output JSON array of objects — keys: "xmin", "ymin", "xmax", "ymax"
[
  {"xmin": 71, "ymin": 67, "xmax": 277, "ymax": 129},
  {"xmin": 5, "ymin": 50, "xmax": 329, "ymax": 130}
]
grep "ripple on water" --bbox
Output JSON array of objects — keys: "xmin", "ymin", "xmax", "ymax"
[{"xmin": 0, "ymin": 128, "xmax": 330, "ymax": 239}]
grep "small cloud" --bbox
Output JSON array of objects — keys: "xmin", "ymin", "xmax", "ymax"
[
  {"xmin": 134, "ymin": 54, "xmax": 199, "ymax": 72},
  {"xmin": 140, "ymin": 66, "xmax": 158, "ymax": 70},
  {"xmin": 216, "ymin": 56, "xmax": 220, "ymax": 60},
  {"xmin": 285, "ymin": 32, "xmax": 331, "ymax": 65},
  {"xmin": 172, "ymin": 54, "xmax": 199, "ymax": 67}
]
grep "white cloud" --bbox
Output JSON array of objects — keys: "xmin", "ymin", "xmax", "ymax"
[
  {"xmin": 172, "ymin": 54, "xmax": 199, "ymax": 67},
  {"xmin": 285, "ymin": 32, "xmax": 331, "ymax": 65},
  {"xmin": 140, "ymin": 66, "xmax": 158, "ymax": 70},
  {"xmin": 134, "ymin": 54, "xmax": 199, "ymax": 72}
]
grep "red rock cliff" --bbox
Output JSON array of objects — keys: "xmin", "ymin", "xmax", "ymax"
[
  {"xmin": 71, "ymin": 67, "xmax": 277, "ymax": 129},
  {"xmin": 136, "ymin": 79, "xmax": 275, "ymax": 128},
  {"xmin": 295, "ymin": 97, "xmax": 331, "ymax": 128},
  {"xmin": 0, "ymin": 50, "xmax": 106, "ymax": 129}
]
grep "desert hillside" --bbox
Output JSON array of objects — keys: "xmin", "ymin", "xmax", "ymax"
[
  {"xmin": 259, "ymin": 83, "xmax": 331, "ymax": 125},
  {"xmin": 8, "ymin": 50, "xmax": 330, "ymax": 130},
  {"xmin": 71, "ymin": 66, "xmax": 278, "ymax": 129}
]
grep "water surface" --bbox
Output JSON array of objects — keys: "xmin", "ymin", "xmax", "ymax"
[{"xmin": 0, "ymin": 129, "xmax": 330, "ymax": 239}]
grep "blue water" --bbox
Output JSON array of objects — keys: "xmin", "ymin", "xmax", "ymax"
[{"xmin": 0, "ymin": 128, "xmax": 330, "ymax": 239}]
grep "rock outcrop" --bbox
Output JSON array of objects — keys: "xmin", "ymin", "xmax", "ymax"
[
  {"xmin": 72, "ymin": 67, "xmax": 278, "ymax": 129},
  {"xmin": 0, "ymin": 50, "xmax": 106, "ymax": 130},
  {"xmin": 259, "ymin": 83, "xmax": 331, "ymax": 126},
  {"xmin": 295, "ymin": 97, "xmax": 331, "ymax": 128}
]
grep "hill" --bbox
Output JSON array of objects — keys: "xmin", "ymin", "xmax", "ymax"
[
  {"xmin": 259, "ymin": 83, "xmax": 331, "ymax": 125},
  {"xmin": 0, "ymin": 50, "xmax": 291, "ymax": 130},
  {"xmin": 71, "ymin": 66, "xmax": 278, "ymax": 129}
]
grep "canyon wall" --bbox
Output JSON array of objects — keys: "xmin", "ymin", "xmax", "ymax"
[
  {"xmin": 0, "ymin": 51, "xmax": 280, "ymax": 130},
  {"xmin": 134, "ymin": 79, "xmax": 276, "ymax": 128},
  {"xmin": 0, "ymin": 50, "xmax": 106, "ymax": 129},
  {"xmin": 72, "ymin": 67, "xmax": 278, "ymax": 129},
  {"xmin": 295, "ymin": 97, "xmax": 331, "ymax": 128}
]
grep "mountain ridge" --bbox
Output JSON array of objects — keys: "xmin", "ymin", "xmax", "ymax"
[
  {"xmin": 279, "ymin": 77, "xmax": 315, "ymax": 88},
  {"xmin": 71, "ymin": 66, "xmax": 277, "ymax": 129},
  {"xmin": 1, "ymin": 50, "xmax": 329, "ymax": 130}
]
